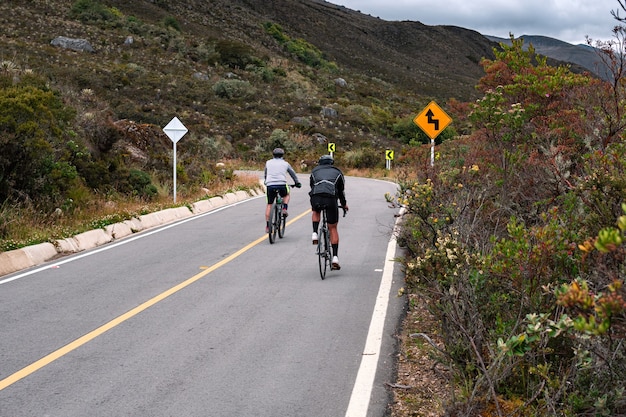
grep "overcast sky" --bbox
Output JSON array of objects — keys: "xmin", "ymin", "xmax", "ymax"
[{"xmin": 326, "ymin": 0, "xmax": 623, "ymax": 45}]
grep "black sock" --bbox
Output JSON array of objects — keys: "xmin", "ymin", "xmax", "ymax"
[
  {"xmin": 332, "ymin": 244, "xmax": 338, "ymax": 257},
  {"xmin": 313, "ymin": 222, "xmax": 319, "ymax": 233}
]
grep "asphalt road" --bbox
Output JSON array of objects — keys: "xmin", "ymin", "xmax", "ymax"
[{"xmin": 0, "ymin": 175, "xmax": 405, "ymax": 417}]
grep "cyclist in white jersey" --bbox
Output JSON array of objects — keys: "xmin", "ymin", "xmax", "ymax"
[{"xmin": 264, "ymin": 148, "xmax": 301, "ymax": 233}]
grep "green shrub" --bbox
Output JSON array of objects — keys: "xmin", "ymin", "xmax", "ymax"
[
  {"xmin": 128, "ymin": 169, "xmax": 158, "ymax": 200},
  {"xmin": 254, "ymin": 129, "xmax": 289, "ymax": 155},
  {"xmin": 162, "ymin": 16, "xmax": 181, "ymax": 32},
  {"xmin": 178, "ymin": 134, "xmax": 234, "ymax": 182},
  {"xmin": 246, "ymin": 64, "xmax": 277, "ymax": 82},
  {"xmin": 392, "ymin": 116, "xmax": 425, "ymax": 144},
  {"xmin": 264, "ymin": 22, "xmax": 288, "ymax": 43},
  {"xmin": 0, "ymin": 80, "xmax": 76, "ymax": 207},
  {"xmin": 253, "ymin": 129, "xmax": 315, "ymax": 157},
  {"xmin": 342, "ymin": 147, "xmax": 384, "ymax": 169},
  {"xmin": 215, "ymin": 40, "xmax": 255, "ymax": 68},
  {"xmin": 69, "ymin": 0, "xmax": 117, "ymax": 23},
  {"xmin": 263, "ymin": 21, "xmax": 337, "ymax": 70},
  {"xmin": 212, "ymin": 79, "xmax": 256, "ymax": 99}
]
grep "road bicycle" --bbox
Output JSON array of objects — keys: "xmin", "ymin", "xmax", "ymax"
[
  {"xmin": 268, "ymin": 185, "xmax": 297, "ymax": 244},
  {"xmin": 316, "ymin": 205, "xmax": 346, "ymax": 279}
]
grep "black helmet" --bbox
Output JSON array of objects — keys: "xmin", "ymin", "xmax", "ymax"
[
  {"xmin": 272, "ymin": 148, "xmax": 285, "ymax": 157},
  {"xmin": 318, "ymin": 154, "xmax": 334, "ymax": 165}
]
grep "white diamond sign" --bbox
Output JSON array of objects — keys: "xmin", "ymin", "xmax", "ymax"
[
  {"xmin": 163, "ymin": 116, "xmax": 188, "ymax": 203},
  {"xmin": 163, "ymin": 117, "xmax": 188, "ymax": 143}
]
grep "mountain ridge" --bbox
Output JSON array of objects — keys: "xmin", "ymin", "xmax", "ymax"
[{"xmin": 485, "ymin": 34, "xmax": 610, "ymax": 79}]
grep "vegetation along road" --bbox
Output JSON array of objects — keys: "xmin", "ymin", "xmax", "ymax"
[{"xmin": 0, "ymin": 175, "xmax": 405, "ymax": 417}]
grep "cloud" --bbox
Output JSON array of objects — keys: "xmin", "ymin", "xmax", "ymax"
[{"xmin": 327, "ymin": 0, "xmax": 620, "ymax": 45}]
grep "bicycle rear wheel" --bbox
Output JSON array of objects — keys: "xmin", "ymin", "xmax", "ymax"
[
  {"xmin": 323, "ymin": 227, "xmax": 331, "ymax": 274},
  {"xmin": 317, "ymin": 226, "xmax": 331, "ymax": 279},
  {"xmin": 268, "ymin": 203, "xmax": 278, "ymax": 244}
]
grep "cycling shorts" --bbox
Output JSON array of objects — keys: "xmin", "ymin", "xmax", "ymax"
[
  {"xmin": 266, "ymin": 184, "xmax": 290, "ymax": 204},
  {"xmin": 310, "ymin": 194, "xmax": 339, "ymax": 224}
]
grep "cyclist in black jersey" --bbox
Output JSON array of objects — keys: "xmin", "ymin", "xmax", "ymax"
[{"xmin": 309, "ymin": 155, "xmax": 348, "ymax": 270}]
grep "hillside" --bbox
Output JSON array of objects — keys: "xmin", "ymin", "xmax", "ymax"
[
  {"xmin": 227, "ymin": 0, "xmax": 497, "ymax": 99},
  {"xmin": 2, "ymin": 0, "xmax": 599, "ymax": 168},
  {"xmin": 486, "ymin": 34, "xmax": 610, "ymax": 79},
  {"xmin": 102, "ymin": 0, "xmax": 499, "ymax": 100},
  {"xmin": 1, "ymin": 0, "xmax": 495, "ymax": 158}
]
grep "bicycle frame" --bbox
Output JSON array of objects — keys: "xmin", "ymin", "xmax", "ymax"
[
  {"xmin": 268, "ymin": 185, "xmax": 295, "ymax": 244},
  {"xmin": 316, "ymin": 207, "xmax": 331, "ymax": 279},
  {"xmin": 316, "ymin": 205, "xmax": 346, "ymax": 279},
  {"xmin": 268, "ymin": 196, "xmax": 284, "ymax": 244}
]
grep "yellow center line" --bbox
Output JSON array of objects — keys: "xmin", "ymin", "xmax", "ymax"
[{"xmin": 0, "ymin": 208, "xmax": 311, "ymax": 391}]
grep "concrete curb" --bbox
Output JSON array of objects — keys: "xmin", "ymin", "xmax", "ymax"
[{"xmin": 0, "ymin": 187, "xmax": 265, "ymax": 278}]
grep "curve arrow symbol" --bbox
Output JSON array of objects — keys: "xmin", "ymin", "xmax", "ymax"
[{"xmin": 426, "ymin": 109, "xmax": 439, "ymax": 131}]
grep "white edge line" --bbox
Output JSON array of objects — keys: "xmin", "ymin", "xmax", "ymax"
[
  {"xmin": 0, "ymin": 196, "xmax": 264, "ymax": 285},
  {"xmin": 345, "ymin": 207, "xmax": 404, "ymax": 417}
]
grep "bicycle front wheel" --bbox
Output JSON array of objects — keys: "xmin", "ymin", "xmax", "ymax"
[{"xmin": 278, "ymin": 206, "xmax": 286, "ymax": 239}]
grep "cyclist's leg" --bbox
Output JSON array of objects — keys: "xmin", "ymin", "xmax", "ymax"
[
  {"xmin": 329, "ymin": 223, "xmax": 339, "ymax": 245},
  {"xmin": 326, "ymin": 201, "xmax": 341, "ymax": 269},
  {"xmin": 281, "ymin": 185, "xmax": 290, "ymax": 206},
  {"xmin": 311, "ymin": 210, "xmax": 320, "ymax": 229},
  {"xmin": 266, "ymin": 187, "xmax": 278, "ymax": 229},
  {"xmin": 276, "ymin": 185, "xmax": 289, "ymax": 215},
  {"xmin": 326, "ymin": 201, "xmax": 340, "ymax": 245},
  {"xmin": 311, "ymin": 195, "xmax": 323, "ymax": 229},
  {"xmin": 328, "ymin": 223, "xmax": 340, "ymax": 269},
  {"xmin": 265, "ymin": 203, "xmax": 272, "ymax": 223},
  {"xmin": 310, "ymin": 195, "xmax": 323, "ymax": 244}
]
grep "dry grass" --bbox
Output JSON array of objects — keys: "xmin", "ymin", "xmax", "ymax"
[
  {"xmin": 0, "ymin": 171, "xmax": 262, "ymax": 253},
  {"xmin": 390, "ymin": 293, "xmax": 453, "ymax": 417}
]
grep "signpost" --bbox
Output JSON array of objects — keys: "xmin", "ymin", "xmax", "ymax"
[
  {"xmin": 163, "ymin": 117, "xmax": 188, "ymax": 203},
  {"xmin": 385, "ymin": 149, "xmax": 394, "ymax": 170},
  {"xmin": 413, "ymin": 101, "xmax": 452, "ymax": 167},
  {"xmin": 328, "ymin": 142, "xmax": 336, "ymax": 158}
]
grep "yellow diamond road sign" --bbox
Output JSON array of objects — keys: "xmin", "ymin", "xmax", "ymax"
[{"xmin": 414, "ymin": 101, "xmax": 452, "ymax": 140}]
